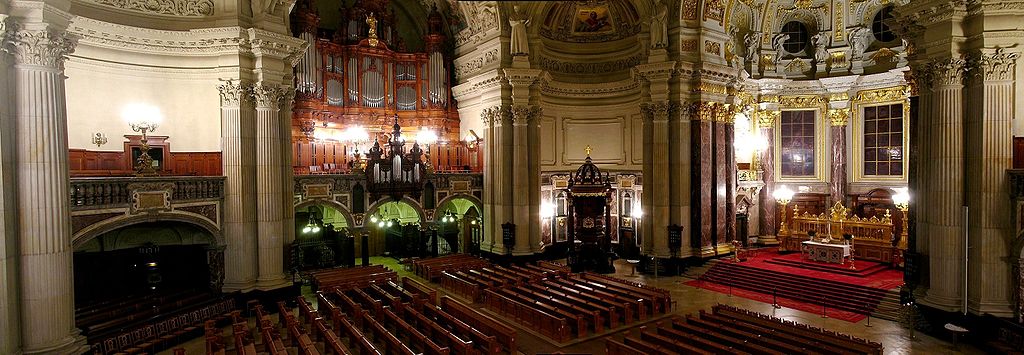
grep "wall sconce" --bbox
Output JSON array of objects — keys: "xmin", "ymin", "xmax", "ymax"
[{"xmin": 92, "ymin": 133, "xmax": 108, "ymax": 147}]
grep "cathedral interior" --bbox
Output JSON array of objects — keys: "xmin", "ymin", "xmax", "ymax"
[{"xmin": 2, "ymin": 0, "xmax": 1024, "ymax": 354}]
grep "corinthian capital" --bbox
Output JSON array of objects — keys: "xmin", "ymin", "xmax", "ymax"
[
  {"xmin": 926, "ymin": 57, "xmax": 968, "ymax": 87},
  {"xmin": 511, "ymin": 105, "xmax": 542, "ymax": 125},
  {"xmin": 218, "ymin": 79, "xmax": 253, "ymax": 107},
  {"xmin": 2, "ymin": 25, "xmax": 77, "ymax": 69},
  {"xmin": 251, "ymin": 82, "xmax": 286, "ymax": 108},
  {"xmin": 640, "ymin": 101, "xmax": 672, "ymax": 121},
  {"xmin": 480, "ymin": 105, "xmax": 509, "ymax": 126},
  {"xmin": 972, "ymin": 47, "xmax": 1019, "ymax": 81}
]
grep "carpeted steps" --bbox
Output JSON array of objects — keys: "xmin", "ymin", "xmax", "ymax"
[
  {"xmin": 869, "ymin": 288, "xmax": 902, "ymax": 321},
  {"xmin": 764, "ymin": 257, "xmax": 890, "ymax": 277},
  {"xmin": 699, "ymin": 260, "xmax": 890, "ymax": 317}
]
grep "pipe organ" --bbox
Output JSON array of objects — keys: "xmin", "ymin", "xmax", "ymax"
[{"xmin": 290, "ymin": 0, "xmax": 465, "ymax": 173}]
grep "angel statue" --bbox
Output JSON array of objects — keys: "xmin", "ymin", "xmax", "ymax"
[
  {"xmin": 772, "ymin": 33, "xmax": 790, "ymax": 64},
  {"xmin": 509, "ymin": 5, "xmax": 531, "ymax": 56},
  {"xmin": 725, "ymin": 27, "xmax": 741, "ymax": 67},
  {"xmin": 743, "ymin": 31, "xmax": 763, "ymax": 62},
  {"xmin": 848, "ymin": 26, "xmax": 873, "ymax": 59},
  {"xmin": 812, "ymin": 31, "xmax": 831, "ymax": 63}
]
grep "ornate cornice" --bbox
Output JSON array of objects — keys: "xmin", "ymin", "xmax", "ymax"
[
  {"xmin": 971, "ymin": 47, "xmax": 1019, "ymax": 81},
  {"xmin": 828, "ymin": 108, "xmax": 850, "ymax": 126},
  {"xmin": 454, "ymin": 47, "xmax": 498, "ymax": 81},
  {"xmin": 452, "ymin": 70, "xmax": 504, "ymax": 101},
  {"xmin": 68, "ymin": 18, "xmax": 248, "ymax": 55},
  {"xmin": 503, "ymin": 68, "xmax": 542, "ymax": 88},
  {"xmin": 539, "ymin": 54, "xmax": 644, "ymax": 75},
  {"xmin": 82, "ymin": 0, "xmax": 215, "ymax": 17},
  {"xmin": 218, "ymin": 79, "xmax": 253, "ymax": 107},
  {"xmin": 853, "ymin": 86, "xmax": 909, "ymax": 103},
  {"xmin": 778, "ymin": 95, "xmax": 826, "ymax": 108},
  {"xmin": 633, "ymin": 62, "xmax": 677, "ymax": 82},
  {"xmin": 248, "ymin": 28, "xmax": 307, "ymax": 61},
  {"xmin": 2, "ymin": 26, "xmax": 78, "ymax": 69},
  {"xmin": 251, "ymin": 82, "xmax": 286, "ymax": 108}
]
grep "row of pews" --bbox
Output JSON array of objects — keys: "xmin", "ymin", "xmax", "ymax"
[
  {"xmin": 420, "ymin": 255, "xmax": 673, "ymax": 343},
  {"xmin": 606, "ymin": 304, "xmax": 884, "ymax": 355},
  {"xmin": 82, "ymin": 290, "xmax": 236, "ymax": 354},
  {"xmin": 413, "ymin": 254, "xmax": 495, "ymax": 282},
  {"xmin": 312, "ymin": 264, "xmax": 398, "ymax": 292}
]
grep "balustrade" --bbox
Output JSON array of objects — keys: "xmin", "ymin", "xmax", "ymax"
[{"xmin": 70, "ymin": 176, "xmax": 225, "ymax": 209}]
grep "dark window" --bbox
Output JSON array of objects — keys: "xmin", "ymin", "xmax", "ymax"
[
  {"xmin": 780, "ymin": 110, "xmax": 816, "ymax": 177},
  {"xmin": 872, "ymin": 6, "xmax": 897, "ymax": 43},
  {"xmin": 863, "ymin": 103, "xmax": 904, "ymax": 176},
  {"xmin": 781, "ymin": 21, "xmax": 810, "ymax": 54}
]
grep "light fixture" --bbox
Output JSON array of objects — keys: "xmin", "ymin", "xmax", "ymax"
[
  {"xmin": 773, "ymin": 185, "xmax": 795, "ymax": 234},
  {"xmin": 302, "ymin": 211, "xmax": 321, "ymax": 234},
  {"xmin": 633, "ymin": 203, "xmax": 643, "ymax": 219},
  {"xmin": 465, "ymin": 130, "xmax": 481, "ymax": 148},
  {"xmin": 415, "ymin": 128, "xmax": 438, "ymax": 145},
  {"xmin": 123, "ymin": 104, "xmax": 162, "ymax": 176},
  {"xmin": 441, "ymin": 210, "xmax": 458, "ymax": 223},
  {"xmin": 540, "ymin": 200, "xmax": 555, "ymax": 219},
  {"xmin": 92, "ymin": 133, "xmax": 108, "ymax": 147},
  {"xmin": 893, "ymin": 187, "xmax": 910, "ymax": 250}
]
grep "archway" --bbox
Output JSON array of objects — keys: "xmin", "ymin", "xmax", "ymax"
[
  {"xmin": 365, "ymin": 200, "xmax": 424, "ymax": 258},
  {"xmin": 292, "ymin": 203, "xmax": 357, "ymax": 271},
  {"xmin": 73, "ymin": 221, "xmax": 217, "ymax": 306},
  {"xmin": 435, "ymin": 195, "xmax": 484, "ymax": 255}
]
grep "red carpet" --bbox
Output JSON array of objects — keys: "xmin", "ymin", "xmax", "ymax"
[{"xmin": 686, "ymin": 249, "xmax": 905, "ymax": 323}]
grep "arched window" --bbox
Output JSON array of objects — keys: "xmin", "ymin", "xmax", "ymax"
[
  {"xmin": 872, "ymin": 6, "xmax": 897, "ymax": 43},
  {"xmin": 781, "ymin": 21, "xmax": 810, "ymax": 54}
]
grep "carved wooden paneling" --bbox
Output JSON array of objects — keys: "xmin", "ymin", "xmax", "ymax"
[
  {"xmin": 169, "ymin": 152, "xmax": 222, "ymax": 176},
  {"xmin": 69, "ymin": 149, "xmax": 221, "ymax": 177}
]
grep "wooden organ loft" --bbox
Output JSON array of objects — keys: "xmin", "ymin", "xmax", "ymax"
[{"xmin": 290, "ymin": 0, "xmax": 480, "ymax": 174}]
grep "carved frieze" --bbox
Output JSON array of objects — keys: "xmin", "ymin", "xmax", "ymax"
[
  {"xmin": 539, "ymin": 55, "xmax": 643, "ymax": 75},
  {"xmin": 83, "ymin": 0, "xmax": 215, "ymax": 17},
  {"xmin": 2, "ymin": 27, "xmax": 78, "ymax": 69},
  {"xmin": 704, "ymin": 40, "xmax": 721, "ymax": 55},
  {"xmin": 853, "ymin": 86, "xmax": 908, "ymax": 103},
  {"xmin": 703, "ymin": 0, "xmax": 725, "ymax": 25},
  {"xmin": 72, "ymin": 212, "xmax": 124, "ymax": 235},
  {"xmin": 778, "ymin": 95, "xmax": 825, "ymax": 108},
  {"xmin": 454, "ymin": 48, "xmax": 498, "ymax": 81},
  {"xmin": 681, "ymin": 39, "xmax": 699, "ymax": 52},
  {"xmin": 177, "ymin": 204, "xmax": 219, "ymax": 224}
]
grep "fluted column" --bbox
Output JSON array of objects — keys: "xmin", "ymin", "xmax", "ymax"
[
  {"xmin": 757, "ymin": 111, "xmax": 779, "ymax": 242},
  {"xmin": 253, "ymin": 83, "xmax": 288, "ymax": 289},
  {"xmin": 922, "ymin": 58, "xmax": 967, "ymax": 311},
  {"xmin": 280, "ymin": 91, "xmax": 296, "ymax": 247},
  {"xmin": 5, "ymin": 24, "xmax": 88, "ymax": 353},
  {"xmin": 641, "ymin": 101, "xmax": 672, "ymax": 258},
  {"xmin": 828, "ymin": 108, "xmax": 850, "ymax": 204},
  {"xmin": 511, "ymin": 105, "xmax": 531, "ymax": 255},
  {"xmin": 0, "ymin": 14, "xmax": 22, "ymax": 355},
  {"xmin": 479, "ymin": 106, "xmax": 507, "ymax": 254},
  {"xmin": 219, "ymin": 80, "xmax": 259, "ymax": 292},
  {"xmin": 965, "ymin": 48, "xmax": 1018, "ymax": 316}
]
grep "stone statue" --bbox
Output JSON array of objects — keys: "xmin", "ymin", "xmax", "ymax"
[
  {"xmin": 650, "ymin": 2, "xmax": 668, "ymax": 49},
  {"xmin": 509, "ymin": 5, "xmax": 530, "ymax": 56},
  {"xmin": 772, "ymin": 33, "xmax": 790, "ymax": 64},
  {"xmin": 812, "ymin": 31, "xmax": 830, "ymax": 63},
  {"xmin": 848, "ymin": 26, "xmax": 873, "ymax": 59},
  {"xmin": 744, "ymin": 31, "xmax": 763, "ymax": 62},
  {"xmin": 725, "ymin": 27, "xmax": 741, "ymax": 67}
]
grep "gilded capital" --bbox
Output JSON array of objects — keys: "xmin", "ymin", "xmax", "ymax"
[
  {"xmin": 2, "ymin": 26, "xmax": 78, "ymax": 70},
  {"xmin": 694, "ymin": 101, "xmax": 718, "ymax": 122},
  {"xmin": 755, "ymin": 110, "xmax": 779, "ymax": 126},
  {"xmin": 828, "ymin": 108, "xmax": 850, "ymax": 126}
]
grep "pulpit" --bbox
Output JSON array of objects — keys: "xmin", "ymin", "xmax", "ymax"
[{"xmin": 566, "ymin": 147, "xmax": 615, "ymax": 273}]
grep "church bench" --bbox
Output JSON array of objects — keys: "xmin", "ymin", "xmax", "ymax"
[
  {"xmin": 507, "ymin": 265, "xmax": 546, "ymax": 279},
  {"xmin": 383, "ymin": 308, "xmax": 451, "ymax": 355},
  {"xmin": 334, "ymin": 313, "xmax": 382, "ymax": 355},
  {"xmin": 259, "ymin": 326, "xmax": 288, "ymax": 355},
  {"xmin": 537, "ymin": 261, "xmax": 571, "ymax": 275},
  {"xmin": 331, "ymin": 290, "xmax": 365, "ymax": 327},
  {"xmin": 713, "ymin": 305, "xmax": 882, "ymax": 354},
  {"xmin": 296, "ymin": 297, "xmax": 319, "ymax": 326},
  {"xmin": 495, "ymin": 287, "xmax": 589, "ymax": 337},
  {"xmin": 314, "ymin": 271, "xmax": 398, "ymax": 292},
  {"xmin": 453, "ymin": 270, "xmax": 495, "ymax": 288},
  {"xmin": 546, "ymin": 279, "xmax": 646, "ymax": 321},
  {"xmin": 701, "ymin": 266, "xmax": 882, "ymax": 314},
  {"xmin": 484, "ymin": 289, "xmax": 572, "ymax": 342},
  {"xmin": 232, "ymin": 323, "xmax": 258, "ymax": 355},
  {"xmin": 382, "ymin": 280, "xmax": 426, "ymax": 308},
  {"xmin": 669, "ymin": 318, "xmax": 783, "ymax": 355},
  {"xmin": 469, "ymin": 269, "xmax": 515, "ymax": 287},
  {"xmin": 573, "ymin": 279, "xmax": 660, "ymax": 317},
  {"xmin": 285, "ymin": 316, "xmax": 321, "ymax": 355},
  {"xmin": 696, "ymin": 311, "xmax": 835, "ymax": 355},
  {"xmin": 401, "ymin": 305, "xmax": 476, "ymax": 355},
  {"xmin": 621, "ymin": 336, "xmax": 676, "ymax": 355},
  {"xmin": 580, "ymin": 273, "xmax": 671, "ymax": 314},
  {"xmin": 403, "ymin": 277, "xmax": 439, "ymax": 304},
  {"xmin": 92, "ymin": 297, "xmax": 234, "ymax": 354},
  {"xmin": 441, "ymin": 271, "xmax": 484, "ymax": 302},
  {"xmin": 440, "ymin": 296, "xmax": 516, "ymax": 352},
  {"xmin": 314, "ymin": 318, "xmax": 355, "ymax": 355},
  {"xmin": 605, "ymin": 338, "xmax": 648, "ymax": 355},
  {"xmin": 421, "ymin": 303, "xmax": 501, "ymax": 355},
  {"xmin": 508, "ymin": 285, "xmax": 604, "ymax": 333},
  {"xmin": 367, "ymin": 283, "xmax": 403, "ymax": 309},
  {"xmin": 542, "ymin": 281, "xmax": 630, "ymax": 325},
  {"xmin": 637, "ymin": 328, "xmax": 713, "ymax": 355},
  {"xmin": 349, "ymin": 288, "xmax": 385, "ymax": 318},
  {"xmin": 360, "ymin": 310, "xmax": 417, "ymax": 355},
  {"xmin": 481, "ymin": 267, "xmax": 528, "ymax": 284},
  {"xmin": 492, "ymin": 265, "xmax": 539, "ymax": 282},
  {"xmin": 524, "ymin": 282, "xmax": 620, "ymax": 329},
  {"xmin": 647, "ymin": 326, "xmax": 751, "ymax": 355}
]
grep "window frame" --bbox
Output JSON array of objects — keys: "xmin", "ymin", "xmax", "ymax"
[
  {"xmin": 774, "ymin": 108, "xmax": 826, "ymax": 182},
  {"xmin": 852, "ymin": 95, "xmax": 910, "ymax": 182}
]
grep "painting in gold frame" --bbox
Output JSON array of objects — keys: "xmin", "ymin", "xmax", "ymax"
[{"xmin": 572, "ymin": 6, "xmax": 615, "ymax": 34}]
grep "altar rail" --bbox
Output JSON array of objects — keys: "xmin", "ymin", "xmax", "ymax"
[{"xmin": 781, "ymin": 202, "xmax": 899, "ymax": 264}]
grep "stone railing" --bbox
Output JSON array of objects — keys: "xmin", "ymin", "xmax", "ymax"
[{"xmin": 70, "ymin": 176, "xmax": 225, "ymax": 210}]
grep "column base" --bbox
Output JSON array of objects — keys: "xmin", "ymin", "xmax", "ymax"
[
  {"xmin": 255, "ymin": 277, "xmax": 291, "ymax": 291},
  {"xmin": 222, "ymin": 281, "xmax": 257, "ymax": 293},
  {"xmin": 967, "ymin": 300, "xmax": 1015, "ymax": 318},
  {"xmin": 758, "ymin": 234, "xmax": 781, "ymax": 246},
  {"xmin": 24, "ymin": 332, "xmax": 87, "ymax": 355},
  {"xmin": 920, "ymin": 290, "xmax": 964, "ymax": 313}
]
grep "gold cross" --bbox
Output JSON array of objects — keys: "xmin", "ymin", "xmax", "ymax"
[{"xmin": 585, "ymin": 145, "xmax": 592, "ymax": 156}]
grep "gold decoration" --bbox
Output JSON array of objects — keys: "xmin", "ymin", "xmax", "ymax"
[
  {"xmin": 704, "ymin": 40, "xmax": 721, "ymax": 55},
  {"xmin": 852, "ymin": 86, "xmax": 908, "ymax": 103},
  {"xmin": 756, "ymin": 110, "xmax": 779, "ymax": 126},
  {"xmin": 760, "ymin": 54, "xmax": 776, "ymax": 71},
  {"xmin": 694, "ymin": 82, "xmax": 728, "ymax": 94},
  {"xmin": 759, "ymin": 95, "xmax": 780, "ymax": 104},
  {"xmin": 695, "ymin": 101, "xmax": 718, "ymax": 122},
  {"xmin": 834, "ymin": 5, "xmax": 844, "ymax": 41},
  {"xmin": 785, "ymin": 58, "xmax": 810, "ymax": 73},
  {"xmin": 868, "ymin": 47, "xmax": 898, "ymax": 63},
  {"xmin": 778, "ymin": 95, "xmax": 825, "ymax": 108},
  {"xmin": 585, "ymin": 145, "xmax": 592, "ymax": 156},
  {"xmin": 828, "ymin": 93, "xmax": 849, "ymax": 102},
  {"xmin": 828, "ymin": 51, "xmax": 848, "ymax": 69},
  {"xmin": 828, "ymin": 108, "xmax": 850, "ymax": 126},
  {"xmin": 681, "ymin": 39, "xmax": 699, "ymax": 51},
  {"xmin": 794, "ymin": 0, "xmax": 813, "ymax": 9},
  {"xmin": 366, "ymin": 13, "xmax": 379, "ymax": 47}
]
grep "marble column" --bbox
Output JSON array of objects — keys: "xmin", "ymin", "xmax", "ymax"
[
  {"xmin": 922, "ymin": 58, "xmax": 967, "ymax": 312},
  {"xmin": 670, "ymin": 102, "xmax": 693, "ymax": 256},
  {"xmin": 757, "ymin": 111, "xmax": 779, "ymax": 242},
  {"xmin": 965, "ymin": 48, "xmax": 1018, "ymax": 317},
  {"xmin": 641, "ymin": 101, "xmax": 672, "ymax": 257},
  {"xmin": 219, "ymin": 80, "xmax": 259, "ymax": 292},
  {"xmin": 692, "ymin": 102, "xmax": 715, "ymax": 255},
  {"xmin": 828, "ymin": 108, "xmax": 849, "ymax": 204},
  {"xmin": 253, "ymin": 83, "xmax": 288, "ymax": 289},
  {"xmin": 724, "ymin": 110, "xmax": 737, "ymax": 245},
  {"xmin": 0, "ymin": 14, "xmax": 22, "ymax": 355},
  {"xmin": 511, "ymin": 105, "xmax": 531, "ymax": 255},
  {"xmin": 6, "ymin": 24, "xmax": 88, "ymax": 353},
  {"xmin": 714, "ymin": 105, "xmax": 736, "ymax": 250}
]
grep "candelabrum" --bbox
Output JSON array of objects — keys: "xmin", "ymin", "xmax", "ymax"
[
  {"xmin": 773, "ymin": 186, "xmax": 795, "ymax": 235},
  {"xmin": 130, "ymin": 120, "xmax": 159, "ymax": 176},
  {"xmin": 895, "ymin": 203, "xmax": 909, "ymax": 251}
]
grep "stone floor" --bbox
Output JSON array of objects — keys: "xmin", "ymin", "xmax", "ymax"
[{"xmin": 162, "ymin": 257, "xmax": 983, "ymax": 355}]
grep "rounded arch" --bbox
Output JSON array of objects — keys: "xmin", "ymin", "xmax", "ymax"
[
  {"xmin": 72, "ymin": 211, "xmax": 223, "ymax": 250},
  {"xmin": 435, "ymin": 193, "xmax": 484, "ymax": 219},
  {"xmin": 294, "ymin": 198, "xmax": 356, "ymax": 228},
  {"xmin": 366, "ymin": 195, "xmax": 427, "ymax": 222}
]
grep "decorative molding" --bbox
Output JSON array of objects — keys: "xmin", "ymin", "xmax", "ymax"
[
  {"xmin": 778, "ymin": 95, "xmax": 825, "ymax": 108},
  {"xmin": 973, "ymin": 47, "xmax": 1020, "ymax": 81},
  {"xmin": 503, "ymin": 68, "xmax": 543, "ymax": 87},
  {"xmin": 128, "ymin": 182, "xmax": 174, "ymax": 214},
  {"xmin": 68, "ymin": 19, "xmax": 249, "ymax": 55},
  {"xmin": 828, "ymin": 93, "xmax": 849, "ymax": 101},
  {"xmin": 218, "ymin": 79, "xmax": 253, "ymax": 107},
  {"xmin": 694, "ymin": 82, "xmax": 728, "ymax": 95},
  {"xmin": 83, "ymin": 0, "xmax": 215, "ymax": 17},
  {"xmin": 828, "ymin": 108, "xmax": 850, "ymax": 126},
  {"xmin": 633, "ymin": 62, "xmax": 677, "ymax": 82},
  {"xmin": 703, "ymin": 0, "xmax": 725, "ymax": 25},
  {"xmin": 853, "ymin": 86, "xmax": 908, "ymax": 103},
  {"xmin": 539, "ymin": 54, "xmax": 643, "ymax": 75},
  {"xmin": 454, "ymin": 48, "xmax": 499, "ymax": 81},
  {"xmin": 682, "ymin": 0, "xmax": 699, "ymax": 20},
  {"xmin": 2, "ymin": 27, "xmax": 78, "ymax": 69},
  {"xmin": 704, "ymin": 40, "xmax": 721, "ymax": 55},
  {"xmin": 681, "ymin": 39, "xmax": 699, "ymax": 52}
]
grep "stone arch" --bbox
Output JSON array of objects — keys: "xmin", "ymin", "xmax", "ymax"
[
  {"xmin": 434, "ymin": 193, "xmax": 485, "ymax": 221},
  {"xmin": 777, "ymin": 8, "xmax": 823, "ymax": 33},
  {"xmin": 366, "ymin": 195, "xmax": 427, "ymax": 222},
  {"xmin": 72, "ymin": 211, "xmax": 223, "ymax": 250},
  {"xmin": 294, "ymin": 199, "xmax": 356, "ymax": 228}
]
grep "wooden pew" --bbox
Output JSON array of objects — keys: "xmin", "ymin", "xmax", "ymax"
[
  {"xmin": 331, "ymin": 290, "xmax": 365, "ymax": 327},
  {"xmin": 713, "ymin": 305, "xmax": 882, "ymax": 354},
  {"xmin": 361, "ymin": 310, "xmax": 416, "ymax": 355},
  {"xmin": 507, "ymin": 286, "xmax": 603, "ymax": 334},
  {"xmin": 524, "ymin": 282, "xmax": 620, "ymax": 329},
  {"xmin": 580, "ymin": 273, "xmax": 671, "ymax": 314},
  {"xmin": 440, "ymin": 296, "xmax": 515, "ymax": 352},
  {"xmin": 422, "ymin": 304, "xmax": 501, "ymax": 355},
  {"xmin": 639, "ymin": 328, "xmax": 715, "ymax": 355},
  {"xmin": 349, "ymin": 288, "xmax": 384, "ymax": 318},
  {"xmin": 669, "ymin": 318, "xmax": 781, "ymax": 355},
  {"xmin": 401, "ymin": 305, "xmax": 475, "ymax": 355},
  {"xmin": 403, "ymin": 277, "xmax": 439, "ymax": 304},
  {"xmin": 606, "ymin": 338, "xmax": 648, "ymax": 355},
  {"xmin": 622, "ymin": 336, "xmax": 675, "ymax": 355},
  {"xmin": 441, "ymin": 271, "xmax": 483, "ymax": 303},
  {"xmin": 314, "ymin": 318, "xmax": 354, "ymax": 355},
  {"xmin": 382, "ymin": 308, "xmax": 451, "ymax": 355},
  {"xmin": 688, "ymin": 312, "xmax": 815, "ymax": 354},
  {"xmin": 546, "ymin": 278, "xmax": 646, "ymax": 321},
  {"xmin": 336, "ymin": 313, "xmax": 382, "ymax": 355},
  {"xmin": 484, "ymin": 289, "xmax": 572, "ymax": 342}
]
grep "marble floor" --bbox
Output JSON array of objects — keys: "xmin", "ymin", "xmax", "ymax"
[{"xmin": 162, "ymin": 257, "xmax": 983, "ymax": 355}]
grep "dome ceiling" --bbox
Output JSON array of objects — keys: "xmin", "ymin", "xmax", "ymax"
[{"xmin": 539, "ymin": 0, "xmax": 641, "ymax": 43}]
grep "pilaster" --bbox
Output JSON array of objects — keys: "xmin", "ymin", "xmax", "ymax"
[
  {"xmin": 503, "ymin": 68, "xmax": 542, "ymax": 255},
  {"xmin": 219, "ymin": 79, "xmax": 259, "ymax": 292}
]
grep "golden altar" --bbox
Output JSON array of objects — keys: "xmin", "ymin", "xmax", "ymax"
[{"xmin": 779, "ymin": 202, "xmax": 903, "ymax": 264}]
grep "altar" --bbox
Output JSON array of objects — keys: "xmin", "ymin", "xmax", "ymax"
[{"xmin": 802, "ymin": 241, "xmax": 851, "ymax": 264}]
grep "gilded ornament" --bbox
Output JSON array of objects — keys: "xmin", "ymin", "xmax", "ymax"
[
  {"xmin": 704, "ymin": 40, "xmax": 721, "ymax": 55},
  {"xmin": 828, "ymin": 93, "xmax": 849, "ymax": 102},
  {"xmin": 680, "ymin": 39, "xmax": 699, "ymax": 52},
  {"xmin": 756, "ymin": 110, "xmax": 779, "ymax": 126},
  {"xmin": 827, "ymin": 108, "xmax": 850, "ymax": 126},
  {"xmin": 778, "ymin": 95, "xmax": 825, "ymax": 108},
  {"xmin": 852, "ymin": 86, "xmax": 908, "ymax": 103}
]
